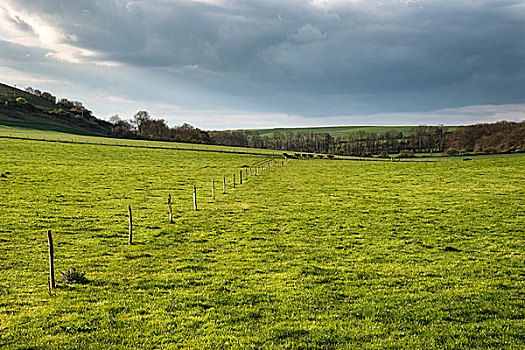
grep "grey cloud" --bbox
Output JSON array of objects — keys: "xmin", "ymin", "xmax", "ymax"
[{"xmin": 2, "ymin": 0, "xmax": 525, "ymax": 118}]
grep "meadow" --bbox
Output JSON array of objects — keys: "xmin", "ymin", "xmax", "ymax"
[
  {"xmin": 0, "ymin": 134, "xmax": 523, "ymax": 349},
  {"xmin": 0, "ymin": 125, "xmax": 282, "ymax": 156}
]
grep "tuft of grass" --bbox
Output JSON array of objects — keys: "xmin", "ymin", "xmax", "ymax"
[{"xmin": 59, "ymin": 267, "xmax": 89, "ymax": 285}]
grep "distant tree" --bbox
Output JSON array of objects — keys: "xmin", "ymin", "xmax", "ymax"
[
  {"xmin": 141, "ymin": 118, "xmax": 170, "ymax": 139},
  {"xmin": 445, "ymin": 121, "xmax": 525, "ymax": 153},
  {"xmin": 131, "ymin": 110, "xmax": 151, "ymax": 134},
  {"xmin": 40, "ymin": 92, "xmax": 56, "ymax": 103},
  {"xmin": 396, "ymin": 149, "xmax": 415, "ymax": 158},
  {"xmin": 442, "ymin": 148, "xmax": 458, "ymax": 156},
  {"xmin": 109, "ymin": 114, "xmax": 133, "ymax": 137},
  {"xmin": 24, "ymin": 87, "xmax": 35, "ymax": 95},
  {"xmin": 171, "ymin": 123, "xmax": 211, "ymax": 143},
  {"xmin": 58, "ymin": 98, "xmax": 74, "ymax": 109},
  {"xmin": 109, "ymin": 114, "xmax": 121, "ymax": 125}
]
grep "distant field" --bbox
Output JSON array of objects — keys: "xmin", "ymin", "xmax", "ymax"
[
  {"xmin": 246, "ymin": 125, "xmax": 458, "ymax": 138},
  {"xmin": 1, "ymin": 125, "xmax": 523, "ymax": 162},
  {"xmin": 0, "ymin": 125, "xmax": 283, "ymax": 156},
  {"xmin": 0, "ymin": 132, "xmax": 523, "ymax": 349}
]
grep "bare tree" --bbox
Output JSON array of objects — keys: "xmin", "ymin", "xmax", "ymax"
[{"xmin": 131, "ymin": 110, "xmax": 151, "ymax": 134}]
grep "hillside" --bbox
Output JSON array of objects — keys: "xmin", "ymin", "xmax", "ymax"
[{"xmin": 0, "ymin": 83, "xmax": 112, "ymax": 135}]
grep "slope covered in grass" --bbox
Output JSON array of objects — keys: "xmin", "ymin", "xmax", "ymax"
[
  {"xmin": 0, "ymin": 135, "xmax": 523, "ymax": 349},
  {"xmin": 0, "ymin": 83, "xmax": 111, "ymax": 135}
]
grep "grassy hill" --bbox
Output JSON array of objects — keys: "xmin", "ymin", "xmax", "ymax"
[
  {"xmin": 0, "ymin": 83, "xmax": 112, "ymax": 135},
  {"xmin": 0, "ymin": 131, "xmax": 523, "ymax": 348}
]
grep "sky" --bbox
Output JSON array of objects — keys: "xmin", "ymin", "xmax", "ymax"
[{"xmin": 1, "ymin": 0, "xmax": 524, "ymax": 130}]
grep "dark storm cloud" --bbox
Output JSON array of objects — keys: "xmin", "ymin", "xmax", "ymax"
[{"xmin": 2, "ymin": 0, "xmax": 525, "ymax": 117}]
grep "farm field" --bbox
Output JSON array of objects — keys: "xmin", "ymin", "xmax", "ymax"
[
  {"xmin": 0, "ymin": 125, "xmax": 282, "ymax": 156},
  {"xmin": 0, "ymin": 135, "xmax": 524, "ymax": 349}
]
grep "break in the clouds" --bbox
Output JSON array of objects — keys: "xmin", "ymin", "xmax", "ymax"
[{"xmin": 1, "ymin": 0, "xmax": 524, "ymax": 128}]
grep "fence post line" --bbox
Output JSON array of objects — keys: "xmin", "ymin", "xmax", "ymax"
[
  {"xmin": 47, "ymin": 230, "xmax": 55, "ymax": 291},
  {"xmin": 223, "ymin": 176, "xmax": 226, "ymax": 194},
  {"xmin": 193, "ymin": 185, "xmax": 198, "ymax": 211},
  {"xmin": 240, "ymin": 170, "xmax": 243, "ymax": 185},
  {"xmin": 128, "ymin": 205, "xmax": 133, "ymax": 245},
  {"xmin": 233, "ymin": 174, "xmax": 236, "ymax": 188},
  {"xmin": 212, "ymin": 180, "xmax": 215, "ymax": 200},
  {"xmin": 245, "ymin": 168, "xmax": 248, "ymax": 180},
  {"xmin": 168, "ymin": 194, "xmax": 173, "ymax": 223}
]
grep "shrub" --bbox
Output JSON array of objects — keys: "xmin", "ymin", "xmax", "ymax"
[
  {"xmin": 378, "ymin": 151, "xmax": 389, "ymax": 158},
  {"xmin": 397, "ymin": 150, "xmax": 415, "ymax": 158},
  {"xmin": 59, "ymin": 267, "xmax": 89, "ymax": 284},
  {"xmin": 442, "ymin": 148, "xmax": 458, "ymax": 156},
  {"xmin": 16, "ymin": 97, "xmax": 27, "ymax": 104}
]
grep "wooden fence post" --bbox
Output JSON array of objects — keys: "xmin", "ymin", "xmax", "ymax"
[
  {"xmin": 233, "ymin": 174, "xmax": 236, "ymax": 188},
  {"xmin": 212, "ymin": 180, "xmax": 215, "ymax": 200},
  {"xmin": 128, "ymin": 205, "xmax": 133, "ymax": 245},
  {"xmin": 168, "ymin": 194, "xmax": 173, "ymax": 222},
  {"xmin": 47, "ymin": 230, "xmax": 55, "ymax": 291},
  {"xmin": 193, "ymin": 185, "xmax": 198, "ymax": 211},
  {"xmin": 223, "ymin": 176, "xmax": 226, "ymax": 194},
  {"xmin": 245, "ymin": 168, "xmax": 248, "ymax": 179},
  {"xmin": 240, "ymin": 170, "xmax": 243, "ymax": 184}
]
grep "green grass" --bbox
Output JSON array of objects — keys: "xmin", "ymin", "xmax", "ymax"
[
  {"xmin": 0, "ymin": 134, "xmax": 523, "ymax": 349},
  {"xmin": 0, "ymin": 125, "xmax": 283, "ymax": 156}
]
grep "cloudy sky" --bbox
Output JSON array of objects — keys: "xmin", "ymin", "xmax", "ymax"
[{"xmin": 1, "ymin": 0, "xmax": 524, "ymax": 129}]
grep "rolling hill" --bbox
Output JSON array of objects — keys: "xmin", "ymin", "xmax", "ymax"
[{"xmin": 0, "ymin": 83, "xmax": 112, "ymax": 135}]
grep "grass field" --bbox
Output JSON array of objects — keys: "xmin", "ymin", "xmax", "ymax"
[
  {"xmin": 0, "ymin": 134, "xmax": 524, "ymax": 349},
  {"xmin": 0, "ymin": 125, "xmax": 283, "ymax": 157}
]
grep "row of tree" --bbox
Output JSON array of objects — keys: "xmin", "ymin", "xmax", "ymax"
[
  {"xmin": 209, "ymin": 126, "xmax": 450, "ymax": 156},
  {"xmin": 109, "ymin": 112, "xmax": 525, "ymax": 156},
  {"xmin": 210, "ymin": 122, "xmax": 524, "ymax": 156},
  {"xmin": 24, "ymin": 87, "xmax": 57, "ymax": 104},
  {"xmin": 109, "ymin": 111, "xmax": 211, "ymax": 143},
  {"xmin": 25, "ymin": 86, "xmax": 96, "ymax": 121}
]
